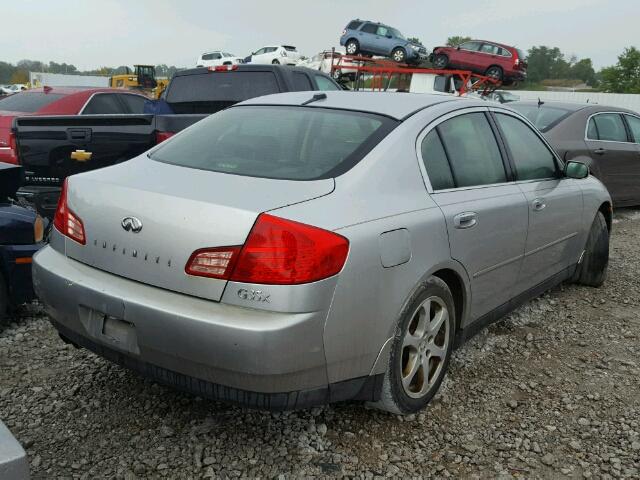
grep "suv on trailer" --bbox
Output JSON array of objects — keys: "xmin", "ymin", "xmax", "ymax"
[
  {"xmin": 339, "ymin": 19, "xmax": 427, "ymax": 64},
  {"xmin": 430, "ymin": 40, "xmax": 528, "ymax": 85}
]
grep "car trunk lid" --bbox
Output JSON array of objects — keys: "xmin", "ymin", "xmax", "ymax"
[{"xmin": 62, "ymin": 156, "xmax": 334, "ymax": 302}]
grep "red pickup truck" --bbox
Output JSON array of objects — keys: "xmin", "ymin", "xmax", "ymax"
[{"xmin": 0, "ymin": 86, "xmax": 147, "ymax": 164}]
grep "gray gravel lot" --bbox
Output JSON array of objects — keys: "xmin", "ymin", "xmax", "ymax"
[{"xmin": 1, "ymin": 209, "xmax": 639, "ymax": 479}]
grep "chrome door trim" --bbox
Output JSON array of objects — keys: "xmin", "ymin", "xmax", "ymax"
[
  {"xmin": 524, "ymin": 232, "xmax": 578, "ymax": 257},
  {"xmin": 473, "ymin": 253, "xmax": 524, "ymax": 279}
]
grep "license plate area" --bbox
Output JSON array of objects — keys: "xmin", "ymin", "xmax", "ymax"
[{"xmin": 78, "ymin": 306, "xmax": 140, "ymax": 355}]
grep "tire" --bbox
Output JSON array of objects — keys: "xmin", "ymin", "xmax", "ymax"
[
  {"xmin": 573, "ymin": 212, "xmax": 609, "ymax": 287},
  {"xmin": 485, "ymin": 66, "xmax": 504, "ymax": 81},
  {"xmin": 271, "ymin": 59, "xmax": 280, "ymax": 65},
  {"xmin": 433, "ymin": 54, "xmax": 449, "ymax": 69},
  {"xmin": 370, "ymin": 276, "xmax": 456, "ymax": 415},
  {"xmin": 391, "ymin": 47, "xmax": 407, "ymax": 63},
  {"xmin": 345, "ymin": 39, "xmax": 359, "ymax": 55},
  {"xmin": 332, "ymin": 68, "xmax": 342, "ymax": 80},
  {"xmin": 0, "ymin": 274, "xmax": 8, "ymax": 324}
]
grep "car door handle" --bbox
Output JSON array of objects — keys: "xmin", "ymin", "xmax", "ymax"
[
  {"xmin": 594, "ymin": 148, "xmax": 606, "ymax": 155},
  {"xmin": 453, "ymin": 212, "xmax": 478, "ymax": 229},
  {"xmin": 532, "ymin": 198, "xmax": 546, "ymax": 211}
]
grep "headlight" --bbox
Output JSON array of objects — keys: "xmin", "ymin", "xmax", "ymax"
[
  {"xmin": 34, "ymin": 215, "xmax": 44, "ymax": 243},
  {"xmin": 410, "ymin": 45, "xmax": 420, "ymax": 51}
]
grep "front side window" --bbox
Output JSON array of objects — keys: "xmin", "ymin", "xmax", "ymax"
[
  {"xmin": 421, "ymin": 130, "xmax": 455, "ymax": 190},
  {"xmin": 82, "ymin": 94, "xmax": 124, "ymax": 114},
  {"xmin": 151, "ymin": 106, "xmax": 396, "ymax": 180},
  {"xmin": 625, "ymin": 115, "xmax": 640, "ymax": 143},
  {"xmin": 495, "ymin": 113, "xmax": 557, "ymax": 181},
  {"xmin": 459, "ymin": 41, "xmax": 481, "ymax": 51},
  {"xmin": 591, "ymin": 113, "xmax": 627, "ymax": 142},
  {"xmin": 436, "ymin": 113, "xmax": 506, "ymax": 187},
  {"xmin": 315, "ymin": 75, "xmax": 340, "ymax": 91}
]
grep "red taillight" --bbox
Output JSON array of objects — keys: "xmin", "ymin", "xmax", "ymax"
[
  {"xmin": 53, "ymin": 179, "xmax": 86, "ymax": 245},
  {"xmin": 185, "ymin": 246, "xmax": 242, "ymax": 279},
  {"xmin": 0, "ymin": 132, "xmax": 19, "ymax": 164},
  {"xmin": 208, "ymin": 65, "xmax": 239, "ymax": 72},
  {"xmin": 185, "ymin": 214, "xmax": 350, "ymax": 285},
  {"xmin": 155, "ymin": 131, "xmax": 174, "ymax": 143}
]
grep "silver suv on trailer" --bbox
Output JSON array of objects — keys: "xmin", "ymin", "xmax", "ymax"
[{"xmin": 33, "ymin": 92, "xmax": 611, "ymax": 414}]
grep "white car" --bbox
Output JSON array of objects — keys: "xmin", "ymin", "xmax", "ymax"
[
  {"xmin": 248, "ymin": 45, "xmax": 301, "ymax": 66},
  {"xmin": 196, "ymin": 51, "xmax": 244, "ymax": 68},
  {"xmin": 1, "ymin": 84, "xmax": 26, "ymax": 94}
]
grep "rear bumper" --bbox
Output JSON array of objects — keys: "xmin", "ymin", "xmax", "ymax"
[{"xmin": 33, "ymin": 246, "xmax": 380, "ymax": 409}]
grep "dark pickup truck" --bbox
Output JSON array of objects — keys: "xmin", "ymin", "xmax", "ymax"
[{"xmin": 13, "ymin": 65, "xmax": 341, "ymax": 217}]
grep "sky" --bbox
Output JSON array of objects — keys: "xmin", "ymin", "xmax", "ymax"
[{"xmin": 2, "ymin": 0, "xmax": 638, "ymax": 71}]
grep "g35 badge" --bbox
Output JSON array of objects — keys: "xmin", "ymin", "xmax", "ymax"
[{"xmin": 237, "ymin": 288, "xmax": 271, "ymax": 303}]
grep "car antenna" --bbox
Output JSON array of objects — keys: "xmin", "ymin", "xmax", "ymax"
[
  {"xmin": 301, "ymin": 93, "xmax": 327, "ymax": 106},
  {"xmin": 537, "ymin": 97, "xmax": 544, "ymax": 108}
]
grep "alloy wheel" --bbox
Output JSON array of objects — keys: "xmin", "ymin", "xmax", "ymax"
[{"xmin": 400, "ymin": 296, "xmax": 450, "ymax": 398}]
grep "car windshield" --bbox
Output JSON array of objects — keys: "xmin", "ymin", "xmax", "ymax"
[
  {"xmin": 0, "ymin": 92, "xmax": 64, "ymax": 112},
  {"xmin": 150, "ymin": 105, "xmax": 396, "ymax": 180},
  {"xmin": 509, "ymin": 104, "xmax": 573, "ymax": 132}
]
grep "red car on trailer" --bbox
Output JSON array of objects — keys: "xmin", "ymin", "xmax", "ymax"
[
  {"xmin": 0, "ymin": 86, "xmax": 147, "ymax": 164},
  {"xmin": 430, "ymin": 40, "xmax": 527, "ymax": 85}
]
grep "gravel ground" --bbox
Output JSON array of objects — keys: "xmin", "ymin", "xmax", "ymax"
[{"xmin": 1, "ymin": 208, "xmax": 639, "ymax": 480}]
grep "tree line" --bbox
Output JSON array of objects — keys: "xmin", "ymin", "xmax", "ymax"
[{"xmin": 0, "ymin": 60, "xmax": 182, "ymax": 84}]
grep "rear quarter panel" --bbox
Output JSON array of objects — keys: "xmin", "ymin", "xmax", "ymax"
[{"xmin": 270, "ymin": 103, "xmax": 471, "ymax": 384}]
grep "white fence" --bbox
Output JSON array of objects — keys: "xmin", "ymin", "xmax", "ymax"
[
  {"xmin": 514, "ymin": 90, "xmax": 640, "ymax": 114},
  {"xmin": 29, "ymin": 72, "xmax": 110, "ymax": 88}
]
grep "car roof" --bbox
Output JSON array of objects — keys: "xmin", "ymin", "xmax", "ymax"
[
  {"xmin": 239, "ymin": 91, "xmax": 479, "ymax": 120},
  {"xmin": 176, "ymin": 64, "xmax": 329, "ymax": 77},
  {"xmin": 22, "ymin": 86, "xmax": 126, "ymax": 95},
  {"xmin": 510, "ymin": 100, "xmax": 636, "ymax": 115}
]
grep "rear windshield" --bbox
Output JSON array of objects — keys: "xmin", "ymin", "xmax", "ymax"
[
  {"xmin": 283, "ymin": 46, "xmax": 297, "ymax": 52},
  {"xmin": 165, "ymin": 72, "xmax": 280, "ymax": 114},
  {"xmin": 509, "ymin": 104, "xmax": 573, "ymax": 132},
  {"xmin": 150, "ymin": 106, "xmax": 397, "ymax": 180},
  {"xmin": 0, "ymin": 92, "xmax": 64, "ymax": 113}
]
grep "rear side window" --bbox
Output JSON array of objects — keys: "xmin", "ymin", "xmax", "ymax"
[
  {"xmin": 82, "ymin": 94, "xmax": 124, "ymax": 114},
  {"xmin": 166, "ymin": 72, "xmax": 280, "ymax": 114},
  {"xmin": 119, "ymin": 94, "xmax": 147, "ymax": 113},
  {"xmin": 625, "ymin": 115, "xmax": 640, "ymax": 143},
  {"xmin": 361, "ymin": 23, "xmax": 378, "ymax": 34},
  {"xmin": 480, "ymin": 43, "xmax": 499, "ymax": 54},
  {"xmin": 495, "ymin": 113, "xmax": 557, "ymax": 180},
  {"xmin": 292, "ymin": 73, "xmax": 313, "ymax": 91},
  {"xmin": 0, "ymin": 92, "xmax": 64, "ymax": 113},
  {"xmin": 590, "ymin": 113, "xmax": 628, "ymax": 142},
  {"xmin": 315, "ymin": 75, "xmax": 340, "ymax": 91},
  {"xmin": 202, "ymin": 53, "xmax": 221, "ymax": 60},
  {"xmin": 437, "ymin": 113, "xmax": 506, "ymax": 187},
  {"xmin": 420, "ymin": 130, "xmax": 455, "ymax": 190},
  {"xmin": 347, "ymin": 20, "xmax": 363, "ymax": 30},
  {"xmin": 150, "ymin": 106, "xmax": 396, "ymax": 180}
]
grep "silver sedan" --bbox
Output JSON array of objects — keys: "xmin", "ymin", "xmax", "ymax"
[{"xmin": 33, "ymin": 92, "xmax": 611, "ymax": 414}]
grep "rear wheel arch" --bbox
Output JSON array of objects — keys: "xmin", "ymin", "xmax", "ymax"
[{"xmin": 431, "ymin": 268, "xmax": 466, "ymax": 332}]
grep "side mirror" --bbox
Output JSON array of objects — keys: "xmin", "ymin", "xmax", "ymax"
[
  {"xmin": 457, "ymin": 46, "xmax": 461, "ymax": 50},
  {"xmin": 564, "ymin": 161, "xmax": 589, "ymax": 179},
  {"xmin": 386, "ymin": 34, "xmax": 392, "ymax": 39}
]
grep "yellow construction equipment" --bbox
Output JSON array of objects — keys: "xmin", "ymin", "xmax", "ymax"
[{"xmin": 109, "ymin": 65, "xmax": 168, "ymax": 98}]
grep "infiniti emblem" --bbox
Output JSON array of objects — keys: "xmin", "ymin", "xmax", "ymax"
[{"xmin": 121, "ymin": 216, "xmax": 143, "ymax": 233}]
